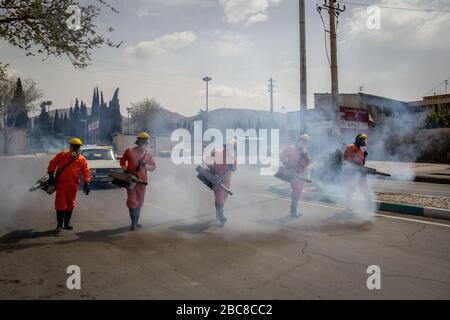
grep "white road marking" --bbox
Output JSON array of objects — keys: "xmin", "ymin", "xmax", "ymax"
[{"xmin": 251, "ymin": 193, "xmax": 450, "ymax": 228}]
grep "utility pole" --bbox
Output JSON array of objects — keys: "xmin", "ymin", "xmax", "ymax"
[
  {"xmin": 318, "ymin": 0, "xmax": 345, "ymax": 135},
  {"xmin": 299, "ymin": 0, "xmax": 307, "ymax": 134},
  {"xmin": 445, "ymin": 80, "xmax": 448, "ymax": 94},
  {"xmin": 268, "ymin": 78, "xmax": 275, "ymax": 113},
  {"xmin": 203, "ymin": 76, "xmax": 212, "ymax": 131},
  {"xmin": 268, "ymin": 78, "xmax": 276, "ymax": 130}
]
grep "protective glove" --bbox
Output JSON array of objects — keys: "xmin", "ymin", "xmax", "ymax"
[
  {"xmin": 363, "ymin": 151, "xmax": 368, "ymax": 158},
  {"xmin": 48, "ymin": 171, "xmax": 56, "ymax": 185},
  {"xmin": 83, "ymin": 182, "xmax": 91, "ymax": 195}
]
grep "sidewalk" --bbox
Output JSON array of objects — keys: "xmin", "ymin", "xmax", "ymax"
[{"xmin": 366, "ymin": 161, "xmax": 450, "ymax": 184}]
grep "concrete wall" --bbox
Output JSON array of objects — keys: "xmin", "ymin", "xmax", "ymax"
[{"xmin": 0, "ymin": 129, "xmax": 27, "ymax": 155}]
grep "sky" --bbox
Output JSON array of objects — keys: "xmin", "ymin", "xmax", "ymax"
[{"xmin": 1, "ymin": 0, "xmax": 450, "ymax": 117}]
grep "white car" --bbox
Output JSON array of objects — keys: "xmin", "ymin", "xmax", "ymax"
[{"xmin": 81, "ymin": 146, "xmax": 121, "ymax": 185}]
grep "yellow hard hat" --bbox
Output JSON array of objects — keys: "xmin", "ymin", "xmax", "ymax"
[
  {"xmin": 68, "ymin": 137, "xmax": 83, "ymax": 146},
  {"xmin": 137, "ymin": 132, "xmax": 150, "ymax": 140},
  {"xmin": 357, "ymin": 133, "xmax": 368, "ymax": 140},
  {"xmin": 227, "ymin": 138, "xmax": 238, "ymax": 146},
  {"xmin": 299, "ymin": 133, "xmax": 310, "ymax": 142}
]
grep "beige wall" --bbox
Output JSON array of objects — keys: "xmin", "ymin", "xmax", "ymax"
[{"xmin": 0, "ymin": 129, "xmax": 27, "ymax": 155}]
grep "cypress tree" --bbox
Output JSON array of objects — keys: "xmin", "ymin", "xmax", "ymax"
[
  {"xmin": 8, "ymin": 78, "xmax": 28, "ymax": 129},
  {"xmin": 91, "ymin": 87, "xmax": 100, "ymax": 121},
  {"xmin": 53, "ymin": 109, "xmax": 60, "ymax": 135},
  {"xmin": 37, "ymin": 103, "xmax": 51, "ymax": 136},
  {"xmin": 109, "ymin": 88, "xmax": 122, "ymax": 134}
]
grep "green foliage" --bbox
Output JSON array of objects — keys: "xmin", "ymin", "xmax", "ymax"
[
  {"xmin": 424, "ymin": 111, "xmax": 450, "ymax": 129},
  {"xmin": 7, "ymin": 78, "xmax": 28, "ymax": 128},
  {"xmin": 0, "ymin": 0, "xmax": 121, "ymax": 68},
  {"xmin": 130, "ymin": 98, "xmax": 162, "ymax": 133}
]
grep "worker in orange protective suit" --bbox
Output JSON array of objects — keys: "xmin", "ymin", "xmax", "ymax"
[
  {"xmin": 342, "ymin": 133, "xmax": 372, "ymax": 216},
  {"xmin": 280, "ymin": 133, "xmax": 311, "ymax": 218},
  {"xmin": 207, "ymin": 139, "xmax": 237, "ymax": 227},
  {"xmin": 47, "ymin": 138, "xmax": 90, "ymax": 235},
  {"xmin": 120, "ymin": 132, "xmax": 156, "ymax": 231}
]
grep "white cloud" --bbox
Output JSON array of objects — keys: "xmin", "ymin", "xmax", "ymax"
[
  {"xmin": 346, "ymin": 0, "xmax": 450, "ymax": 48},
  {"xmin": 204, "ymin": 85, "xmax": 266, "ymax": 101},
  {"xmin": 136, "ymin": 7, "xmax": 160, "ymax": 18},
  {"xmin": 212, "ymin": 32, "xmax": 252, "ymax": 57},
  {"xmin": 219, "ymin": 0, "xmax": 284, "ymax": 26},
  {"xmin": 125, "ymin": 32, "xmax": 197, "ymax": 59}
]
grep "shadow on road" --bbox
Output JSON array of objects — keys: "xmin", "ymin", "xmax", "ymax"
[
  {"xmin": 0, "ymin": 225, "xmax": 145, "ymax": 252},
  {"xmin": 170, "ymin": 220, "xmax": 215, "ymax": 234},
  {"xmin": 0, "ymin": 229, "xmax": 55, "ymax": 244},
  {"xmin": 256, "ymin": 216, "xmax": 296, "ymax": 228}
]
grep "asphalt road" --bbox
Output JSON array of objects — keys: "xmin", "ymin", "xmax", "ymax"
[{"xmin": 0, "ymin": 156, "xmax": 449, "ymax": 299}]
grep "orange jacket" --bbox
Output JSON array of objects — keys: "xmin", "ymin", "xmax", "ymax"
[
  {"xmin": 207, "ymin": 148, "xmax": 237, "ymax": 186},
  {"xmin": 343, "ymin": 144, "xmax": 365, "ymax": 166},
  {"xmin": 47, "ymin": 151, "xmax": 90, "ymax": 188},
  {"xmin": 120, "ymin": 147, "xmax": 156, "ymax": 182},
  {"xmin": 280, "ymin": 145, "xmax": 310, "ymax": 174}
]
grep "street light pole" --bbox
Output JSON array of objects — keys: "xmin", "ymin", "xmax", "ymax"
[
  {"xmin": 126, "ymin": 107, "xmax": 132, "ymax": 134},
  {"xmin": 203, "ymin": 76, "xmax": 212, "ymax": 131},
  {"xmin": 81, "ymin": 119, "xmax": 87, "ymax": 145}
]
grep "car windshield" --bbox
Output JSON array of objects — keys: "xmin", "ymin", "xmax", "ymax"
[{"xmin": 82, "ymin": 149, "xmax": 115, "ymax": 161}]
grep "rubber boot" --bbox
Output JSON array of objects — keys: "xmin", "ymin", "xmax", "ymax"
[
  {"xmin": 215, "ymin": 203, "xmax": 227, "ymax": 227},
  {"xmin": 54, "ymin": 211, "xmax": 64, "ymax": 235},
  {"xmin": 129, "ymin": 208, "xmax": 137, "ymax": 231},
  {"xmin": 290, "ymin": 197, "xmax": 301, "ymax": 218},
  {"xmin": 63, "ymin": 210, "xmax": 73, "ymax": 230},
  {"xmin": 135, "ymin": 207, "xmax": 142, "ymax": 228}
]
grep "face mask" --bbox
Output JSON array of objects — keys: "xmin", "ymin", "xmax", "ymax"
[
  {"xmin": 70, "ymin": 150, "xmax": 79, "ymax": 157},
  {"xmin": 360, "ymin": 146, "xmax": 367, "ymax": 152}
]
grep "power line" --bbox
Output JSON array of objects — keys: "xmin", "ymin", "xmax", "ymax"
[
  {"xmin": 423, "ymin": 77, "xmax": 450, "ymax": 97},
  {"xmin": 317, "ymin": 4, "xmax": 331, "ymax": 66},
  {"xmin": 338, "ymin": 1, "xmax": 450, "ymax": 13}
]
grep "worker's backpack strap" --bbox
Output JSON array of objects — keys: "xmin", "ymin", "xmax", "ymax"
[
  {"xmin": 135, "ymin": 151, "xmax": 147, "ymax": 173},
  {"xmin": 55, "ymin": 155, "xmax": 79, "ymax": 180}
]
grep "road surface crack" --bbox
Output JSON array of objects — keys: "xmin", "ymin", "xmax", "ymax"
[
  {"xmin": 406, "ymin": 224, "xmax": 427, "ymax": 247},
  {"xmin": 308, "ymin": 250, "xmax": 450, "ymax": 287},
  {"xmin": 308, "ymin": 251, "xmax": 367, "ymax": 268},
  {"xmin": 383, "ymin": 273, "xmax": 450, "ymax": 287},
  {"xmin": 248, "ymin": 236, "xmax": 312, "ymax": 290}
]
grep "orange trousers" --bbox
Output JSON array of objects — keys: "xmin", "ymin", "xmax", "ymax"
[
  {"xmin": 290, "ymin": 180, "xmax": 305, "ymax": 199},
  {"xmin": 127, "ymin": 184, "xmax": 147, "ymax": 209},
  {"xmin": 55, "ymin": 186, "xmax": 78, "ymax": 211}
]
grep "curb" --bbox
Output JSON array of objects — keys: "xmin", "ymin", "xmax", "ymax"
[
  {"xmin": 414, "ymin": 175, "xmax": 450, "ymax": 185},
  {"xmin": 268, "ymin": 184, "xmax": 450, "ymax": 221}
]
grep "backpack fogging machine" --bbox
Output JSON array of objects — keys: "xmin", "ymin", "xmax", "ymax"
[
  {"xmin": 274, "ymin": 167, "xmax": 312, "ymax": 184},
  {"xmin": 108, "ymin": 170, "xmax": 148, "ymax": 191},
  {"xmin": 29, "ymin": 174, "xmax": 56, "ymax": 194},
  {"xmin": 196, "ymin": 166, "xmax": 233, "ymax": 196}
]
